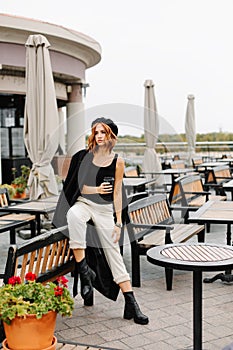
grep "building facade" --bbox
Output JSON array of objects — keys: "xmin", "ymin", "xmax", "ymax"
[{"xmin": 0, "ymin": 13, "xmax": 101, "ymax": 183}]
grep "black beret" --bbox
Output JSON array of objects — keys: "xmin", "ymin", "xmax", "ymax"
[{"xmin": 91, "ymin": 117, "xmax": 118, "ymax": 136}]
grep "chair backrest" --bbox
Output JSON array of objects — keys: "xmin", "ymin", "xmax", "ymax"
[
  {"xmin": 178, "ymin": 174, "xmax": 204, "ymax": 203},
  {"xmin": 52, "ymin": 155, "xmax": 71, "ymax": 181},
  {"xmin": 169, "ymin": 177, "xmax": 183, "ymax": 205},
  {"xmin": 170, "ymin": 160, "xmax": 186, "ymax": 169},
  {"xmin": 173, "ymin": 154, "xmax": 180, "ymax": 161},
  {"xmin": 0, "ymin": 188, "xmax": 10, "ymax": 207},
  {"xmin": 192, "ymin": 156, "xmax": 203, "ymax": 168},
  {"xmin": 206, "ymin": 165, "xmax": 231, "ymax": 184},
  {"xmin": 124, "ymin": 166, "xmax": 139, "ymax": 177}
]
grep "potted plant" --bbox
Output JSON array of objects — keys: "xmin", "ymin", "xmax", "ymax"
[
  {"xmin": 11, "ymin": 165, "xmax": 31, "ymax": 199},
  {"xmin": 0, "ymin": 272, "xmax": 74, "ymax": 350}
]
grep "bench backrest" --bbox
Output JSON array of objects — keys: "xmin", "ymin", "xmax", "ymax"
[
  {"xmin": 169, "ymin": 174, "xmax": 204, "ymax": 205},
  {"xmin": 178, "ymin": 174, "xmax": 204, "ymax": 204},
  {"xmin": 206, "ymin": 165, "xmax": 231, "ymax": 184},
  {"xmin": 192, "ymin": 156, "xmax": 203, "ymax": 168},
  {"xmin": 170, "ymin": 160, "xmax": 186, "ymax": 169},
  {"xmin": 0, "ymin": 188, "xmax": 11, "ymax": 207},
  {"xmin": 2, "ymin": 227, "xmax": 74, "ymax": 284},
  {"xmin": 169, "ymin": 180, "xmax": 182, "ymax": 205},
  {"xmin": 127, "ymin": 194, "xmax": 173, "ymax": 242}
]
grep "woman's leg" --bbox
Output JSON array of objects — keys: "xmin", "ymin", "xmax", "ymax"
[
  {"xmin": 72, "ymin": 249, "xmax": 85, "ymax": 263},
  {"xmin": 92, "ymin": 204, "xmax": 149, "ymax": 325},
  {"xmin": 67, "ymin": 200, "xmax": 96, "ymax": 305}
]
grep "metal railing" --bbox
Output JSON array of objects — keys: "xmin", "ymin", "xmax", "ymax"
[{"xmin": 115, "ymin": 141, "xmax": 233, "ymax": 164}]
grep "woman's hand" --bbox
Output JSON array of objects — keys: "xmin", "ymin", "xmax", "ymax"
[
  {"xmin": 112, "ymin": 225, "xmax": 121, "ymax": 243},
  {"xmin": 97, "ymin": 182, "xmax": 113, "ymax": 194}
]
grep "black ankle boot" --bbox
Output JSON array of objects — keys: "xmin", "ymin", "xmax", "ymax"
[
  {"xmin": 123, "ymin": 291, "xmax": 149, "ymax": 325},
  {"xmin": 77, "ymin": 258, "xmax": 96, "ymax": 306}
]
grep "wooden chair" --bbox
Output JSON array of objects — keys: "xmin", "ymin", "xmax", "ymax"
[
  {"xmin": 170, "ymin": 174, "xmax": 226, "ymax": 226},
  {"xmin": 0, "ymin": 189, "xmax": 36, "ymax": 244},
  {"xmin": 126, "ymin": 194, "xmax": 205, "ymax": 289},
  {"xmin": 205, "ymin": 165, "xmax": 232, "ymax": 195}
]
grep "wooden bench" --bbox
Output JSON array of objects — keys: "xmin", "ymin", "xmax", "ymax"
[
  {"xmin": 169, "ymin": 174, "xmax": 226, "ymax": 223},
  {"xmin": 0, "ymin": 226, "xmax": 74, "ymax": 285},
  {"xmin": 0, "ymin": 226, "xmax": 75, "ymax": 343},
  {"xmin": 0, "ymin": 188, "xmax": 36, "ymax": 244},
  {"xmin": 126, "ymin": 194, "xmax": 205, "ymax": 289},
  {"xmin": 205, "ymin": 165, "xmax": 232, "ymax": 195}
]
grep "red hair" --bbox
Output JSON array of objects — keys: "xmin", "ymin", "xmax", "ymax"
[{"xmin": 87, "ymin": 122, "xmax": 117, "ymax": 153}]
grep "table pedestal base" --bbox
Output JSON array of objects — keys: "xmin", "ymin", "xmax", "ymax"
[{"xmin": 204, "ymin": 272, "xmax": 233, "ymax": 283}]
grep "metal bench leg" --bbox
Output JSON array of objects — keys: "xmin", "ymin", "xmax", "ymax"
[
  {"xmin": 9, "ymin": 228, "xmax": 16, "ymax": 244},
  {"xmin": 197, "ymin": 227, "xmax": 205, "ymax": 243},
  {"xmin": 165, "ymin": 267, "xmax": 173, "ymax": 290},
  {"xmin": 30, "ymin": 220, "xmax": 36, "ymax": 238},
  {"xmin": 131, "ymin": 244, "xmax": 141, "ymax": 287}
]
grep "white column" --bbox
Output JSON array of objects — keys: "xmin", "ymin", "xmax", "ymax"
[
  {"xmin": 58, "ymin": 107, "xmax": 66, "ymax": 154},
  {"xmin": 66, "ymin": 84, "xmax": 85, "ymax": 156}
]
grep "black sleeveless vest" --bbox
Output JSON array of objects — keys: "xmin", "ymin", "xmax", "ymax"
[{"xmin": 81, "ymin": 154, "xmax": 118, "ymax": 204}]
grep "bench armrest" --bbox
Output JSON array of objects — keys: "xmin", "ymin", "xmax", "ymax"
[
  {"xmin": 170, "ymin": 205, "xmax": 199, "ymax": 211},
  {"xmin": 182, "ymin": 191, "xmax": 211, "ymax": 195},
  {"xmin": 204, "ymin": 183, "xmax": 222, "ymax": 188},
  {"xmin": 215, "ymin": 176, "xmax": 232, "ymax": 180},
  {"xmin": 131, "ymin": 223, "xmax": 174, "ymax": 230}
]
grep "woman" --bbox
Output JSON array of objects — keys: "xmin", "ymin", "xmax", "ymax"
[{"xmin": 54, "ymin": 117, "xmax": 148, "ymax": 325}]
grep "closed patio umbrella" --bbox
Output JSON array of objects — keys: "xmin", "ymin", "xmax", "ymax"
[
  {"xmin": 24, "ymin": 34, "xmax": 59, "ymax": 199},
  {"xmin": 185, "ymin": 94, "xmax": 196, "ymax": 166},
  {"xmin": 142, "ymin": 80, "xmax": 163, "ymax": 185}
]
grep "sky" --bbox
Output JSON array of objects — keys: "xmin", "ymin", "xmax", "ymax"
[{"xmin": 1, "ymin": 0, "xmax": 233, "ymax": 136}]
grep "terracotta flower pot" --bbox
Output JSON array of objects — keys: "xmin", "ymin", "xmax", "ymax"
[
  {"xmin": 3, "ymin": 311, "xmax": 57, "ymax": 350},
  {"xmin": 2, "ymin": 336, "xmax": 57, "ymax": 350}
]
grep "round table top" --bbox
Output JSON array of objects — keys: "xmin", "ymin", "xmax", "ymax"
[{"xmin": 147, "ymin": 243, "xmax": 233, "ymax": 272}]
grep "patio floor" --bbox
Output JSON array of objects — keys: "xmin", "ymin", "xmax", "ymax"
[{"xmin": 1, "ymin": 214, "xmax": 233, "ymax": 349}]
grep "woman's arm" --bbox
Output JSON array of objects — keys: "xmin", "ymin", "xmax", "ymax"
[
  {"xmin": 113, "ymin": 157, "xmax": 125, "ymax": 226},
  {"xmin": 81, "ymin": 183, "xmax": 113, "ymax": 195}
]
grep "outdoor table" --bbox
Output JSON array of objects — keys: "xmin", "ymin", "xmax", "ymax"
[
  {"xmin": 0, "ymin": 218, "xmax": 34, "ymax": 244},
  {"xmin": 143, "ymin": 168, "xmax": 195, "ymax": 177},
  {"xmin": 142, "ymin": 168, "xmax": 197, "ymax": 189},
  {"xmin": 218, "ymin": 158, "xmax": 233, "ymax": 166},
  {"xmin": 123, "ymin": 177, "xmax": 157, "ymax": 194},
  {"xmin": 147, "ymin": 242, "xmax": 233, "ymax": 350},
  {"xmin": 188, "ymin": 200, "xmax": 233, "ymax": 283},
  {"xmin": 0, "ymin": 199, "xmax": 57, "ymax": 235},
  {"xmin": 188, "ymin": 200, "xmax": 233, "ymax": 246},
  {"xmin": 196, "ymin": 161, "xmax": 227, "ymax": 171}
]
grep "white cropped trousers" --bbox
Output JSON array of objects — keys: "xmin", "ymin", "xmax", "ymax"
[{"xmin": 67, "ymin": 196, "xmax": 130, "ymax": 285}]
